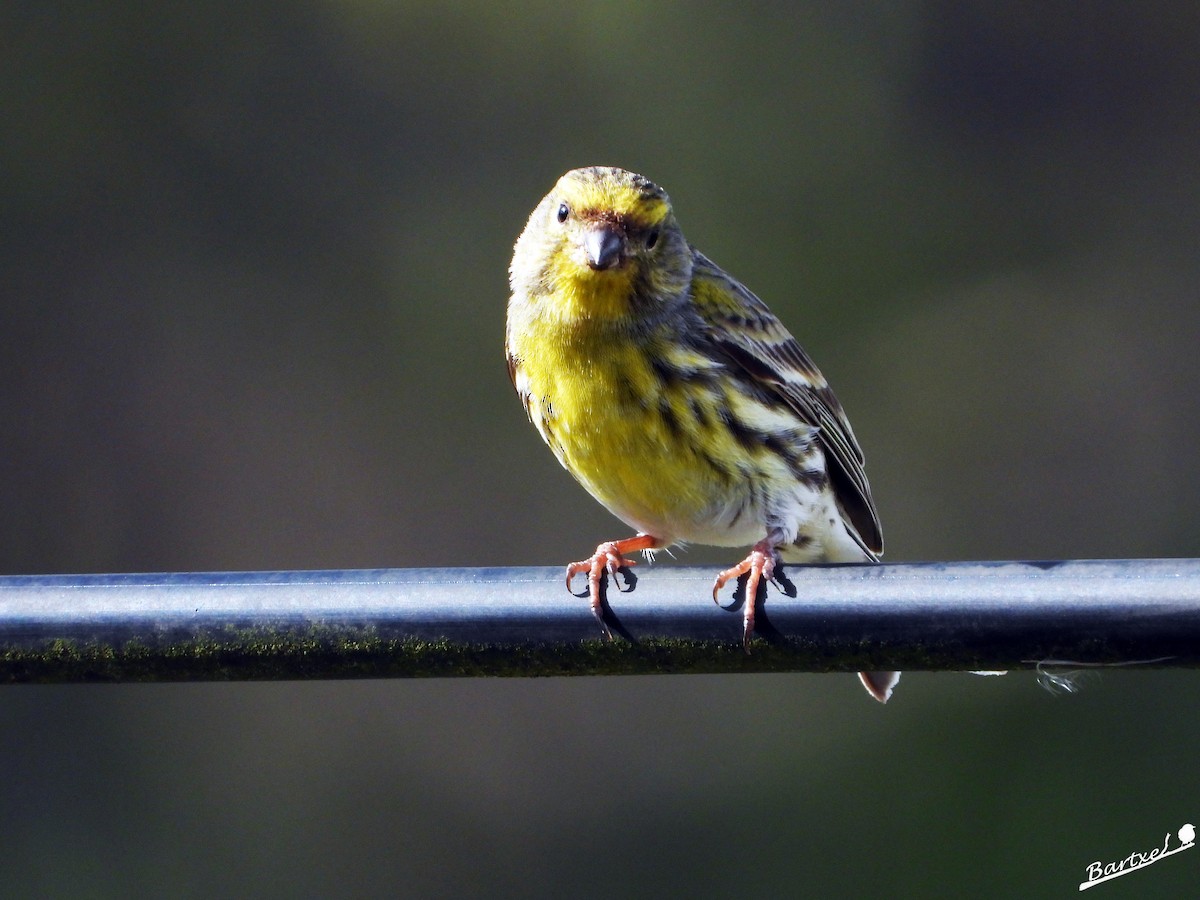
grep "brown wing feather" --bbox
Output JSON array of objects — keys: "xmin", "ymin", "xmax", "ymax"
[{"xmin": 690, "ymin": 252, "xmax": 883, "ymax": 555}]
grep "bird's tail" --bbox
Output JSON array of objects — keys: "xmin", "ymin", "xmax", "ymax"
[{"xmin": 858, "ymin": 671, "xmax": 901, "ymax": 703}]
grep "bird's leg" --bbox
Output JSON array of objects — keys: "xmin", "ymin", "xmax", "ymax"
[
  {"xmin": 566, "ymin": 534, "xmax": 663, "ymax": 634},
  {"xmin": 712, "ymin": 534, "xmax": 782, "ymax": 650}
]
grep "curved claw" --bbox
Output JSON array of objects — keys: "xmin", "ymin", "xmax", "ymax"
[
  {"xmin": 565, "ymin": 544, "xmax": 639, "ymax": 595},
  {"xmin": 711, "ymin": 542, "xmax": 780, "ymax": 650},
  {"xmin": 563, "ymin": 535, "xmax": 663, "ymax": 637}
]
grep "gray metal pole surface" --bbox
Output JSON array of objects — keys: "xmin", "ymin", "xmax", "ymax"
[{"xmin": 1, "ymin": 559, "xmax": 1197, "ymax": 683}]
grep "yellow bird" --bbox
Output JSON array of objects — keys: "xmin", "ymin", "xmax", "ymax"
[{"xmin": 506, "ymin": 166, "xmax": 897, "ymax": 703}]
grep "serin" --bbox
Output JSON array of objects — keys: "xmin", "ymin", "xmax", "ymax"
[{"xmin": 506, "ymin": 166, "xmax": 897, "ymax": 703}]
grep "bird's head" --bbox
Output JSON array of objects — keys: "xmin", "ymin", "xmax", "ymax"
[{"xmin": 510, "ymin": 167, "xmax": 692, "ymax": 324}]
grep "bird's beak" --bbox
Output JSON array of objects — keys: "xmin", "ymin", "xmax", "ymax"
[{"xmin": 583, "ymin": 224, "xmax": 624, "ymax": 271}]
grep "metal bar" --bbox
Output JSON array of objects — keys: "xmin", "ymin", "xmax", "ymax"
[{"xmin": 0, "ymin": 559, "xmax": 1197, "ymax": 683}]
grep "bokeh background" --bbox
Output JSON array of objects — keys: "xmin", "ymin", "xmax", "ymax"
[{"xmin": 3, "ymin": 2, "xmax": 1198, "ymax": 896}]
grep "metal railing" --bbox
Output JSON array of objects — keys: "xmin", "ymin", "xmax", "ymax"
[{"xmin": 1, "ymin": 558, "xmax": 1197, "ymax": 682}]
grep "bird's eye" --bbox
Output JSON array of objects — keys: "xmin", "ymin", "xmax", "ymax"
[
  {"xmin": 646, "ymin": 229, "xmax": 659, "ymax": 249},
  {"xmin": 556, "ymin": 203, "xmax": 569, "ymax": 224}
]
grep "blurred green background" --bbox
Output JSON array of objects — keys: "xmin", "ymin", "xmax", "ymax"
[{"xmin": 3, "ymin": 2, "xmax": 1198, "ymax": 896}]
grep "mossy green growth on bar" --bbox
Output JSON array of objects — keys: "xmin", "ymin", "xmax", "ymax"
[{"xmin": 0, "ymin": 624, "xmax": 937, "ymax": 683}]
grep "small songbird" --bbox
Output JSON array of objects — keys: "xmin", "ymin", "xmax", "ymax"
[{"xmin": 506, "ymin": 166, "xmax": 898, "ymax": 703}]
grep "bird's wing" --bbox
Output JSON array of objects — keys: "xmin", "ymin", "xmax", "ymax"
[{"xmin": 688, "ymin": 251, "xmax": 883, "ymax": 555}]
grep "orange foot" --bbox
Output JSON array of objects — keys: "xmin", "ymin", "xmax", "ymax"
[
  {"xmin": 566, "ymin": 534, "xmax": 663, "ymax": 635},
  {"xmin": 712, "ymin": 538, "xmax": 780, "ymax": 650}
]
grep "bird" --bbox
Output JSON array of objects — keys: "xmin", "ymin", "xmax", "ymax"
[{"xmin": 505, "ymin": 166, "xmax": 897, "ymax": 703}]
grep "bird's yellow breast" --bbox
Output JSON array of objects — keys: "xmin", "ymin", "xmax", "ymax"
[{"xmin": 510, "ymin": 314, "xmax": 757, "ymax": 543}]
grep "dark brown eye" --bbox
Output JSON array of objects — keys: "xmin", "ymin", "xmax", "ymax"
[
  {"xmin": 646, "ymin": 229, "xmax": 659, "ymax": 249},
  {"xmin": 556, "ymin": 203, "xmax": 569, "ymax": 223}
]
